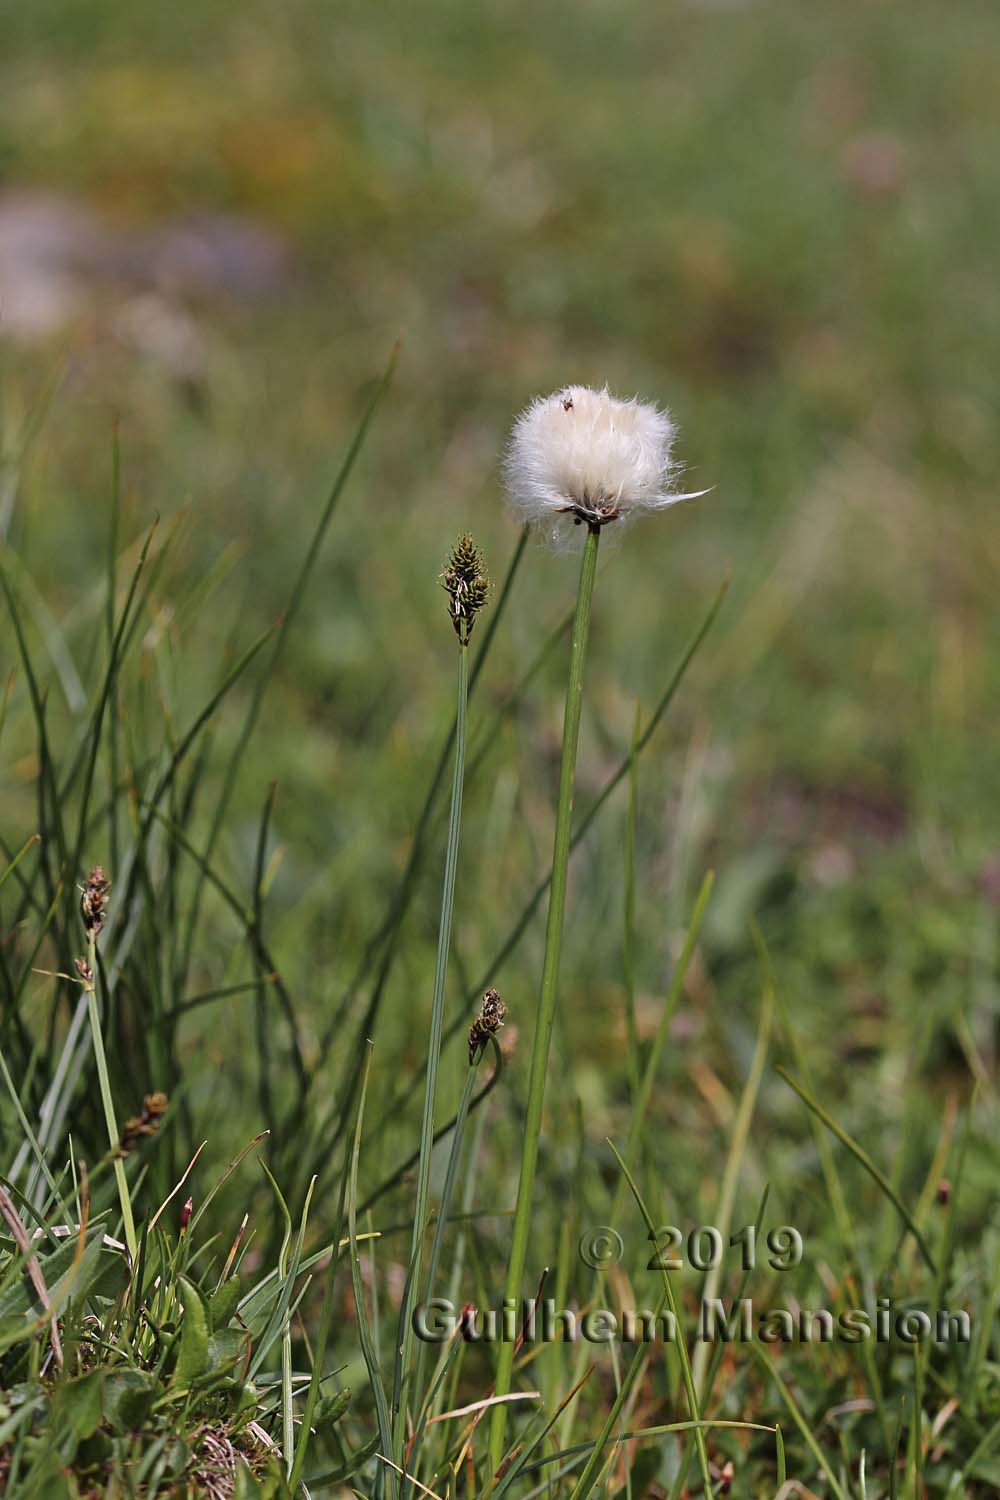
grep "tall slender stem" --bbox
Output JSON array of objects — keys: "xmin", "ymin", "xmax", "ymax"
[
  {"xmin": 84, "ymin": 934, "xmax": 137, "ymax": 1262},
  {"xmin": 409, "ymin": 1056, "xmax": 481, "ymax": 1466},
  {"xmin": 393, "ymin": 635, "xmax": 470, "ymax": 1458},
  {"xmin": 489, "ymin": 524, "xmax": 601, "ymax": 1472}
]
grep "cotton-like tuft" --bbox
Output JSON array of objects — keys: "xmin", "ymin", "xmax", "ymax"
[{"xmin": 502, "ymin": 384, "xmax": 704, "ymax": 546}]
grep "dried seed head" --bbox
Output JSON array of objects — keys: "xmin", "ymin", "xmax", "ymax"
[
  {"xmin": 117, "ymin": 1091, "xmax": 168, "ymax": 1156},
  {"xmin": 80, "ymin": 865, "xmax": 111, "ymax": 939},
  {"xmin": 503, "ymin": 384, "xmax": 706, "ymax": 547},
  {"xmin": 441, "ymin": 534, "xmax": 490, "ymax": 641},
  {"xmin": 468, "ymin": 987, "xmax": 507, "ymax": 1064},
  {"xmin": 74, "ymin": 956, "xmax": 93, "ymax": 985}
]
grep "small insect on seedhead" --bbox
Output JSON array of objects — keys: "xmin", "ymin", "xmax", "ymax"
[
  {"xmin": 80, "ymin": 865, "xmax": 111, "ymax": 939},
  {"xmin": 469, "ymin": 988, "xmax": 507, "ymax": 1065},
  {"xmin": 441, "ymin": 534, "xmax": 490, "ymax": 643}
]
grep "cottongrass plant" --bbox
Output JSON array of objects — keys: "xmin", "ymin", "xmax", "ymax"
[{"xmin": 489, "ymin": 384, "xmax": 706, "ymax": 1473}]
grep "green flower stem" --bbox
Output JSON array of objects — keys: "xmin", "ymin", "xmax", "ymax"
[
  {"xmin": 393, "ymin": 633, "xmax": 470, "ymax": 1460},
  {"xmin": 489, "ymin": 524, "xmax": 601, "ymax": 1474},
  {"xmin": 409, "ymin": 1056, "xmax": 482, "ymax": 1467},
  {"xmin": 84, "ymin": 934, "xmax": 138, "ymax": 1262}
]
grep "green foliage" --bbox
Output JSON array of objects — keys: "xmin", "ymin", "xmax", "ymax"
[
  {"xmin": 0, "ymin": 1205, "xmax": 290, "ymax": 1494},
  {"xmin": 2, "ymin": 0, "xmax": 1000, "ymax": 1492}
]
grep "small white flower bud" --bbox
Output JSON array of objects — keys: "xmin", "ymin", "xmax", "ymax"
[{"xmin": 503, "ymin": 384, "xmax": 705, "ymax": 545}]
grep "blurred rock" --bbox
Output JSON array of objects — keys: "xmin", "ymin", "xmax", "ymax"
[
  {"xmin": 0, "ymin": 189, "xmax": 292, "ymax": 355},
  {"xmin": 0, "ymin": 191, "xmax": 102, "ymax": 342},
  {"xmin": 0, "ymin": 191, "xmax": 106, "ymax": 273},
  {"xmin": 133, "ymin": 215, "xmax": 292, "ymax": 299},
  {"xmin": 0, "ymin": 263, "xmax": 86, "ymax": 342}
]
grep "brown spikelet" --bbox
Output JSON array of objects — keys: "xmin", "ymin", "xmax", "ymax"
[
  {"xmin": 468, "ymin": 988, "xmax": 507, "ymax": 1064},
  {"xmin": 117, "ymin": 1092, "xmax": 168, "ymax": 1156},
  {"xmin": 81, "ymin": 865, "xmax": 111, "ymax": 939},
  {"xmin": 441, "ymin": 535, "xmax": 490, "ymax": 641}
]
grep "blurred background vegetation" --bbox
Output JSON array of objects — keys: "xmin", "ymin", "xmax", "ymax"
[{"xmin": 2, "ymin": 0, "xmax": 1000, "ymax": 1480}]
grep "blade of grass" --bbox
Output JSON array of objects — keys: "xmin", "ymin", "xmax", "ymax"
[
  {"xmin": 349, "ymin": 1044, "xmax": 396, "ymax": 1499},
  {"xmin": 332, "ymin": 579, "xmax": 728, "ymax": 1173},
  {"xmin": 613, "ymin": 871, "xmax": 714, "ymax": 1227},
  {"xmin": 394, "ymin": 595, "xmax": 474, "ymax": 1471},
  {"xmin": 2, "ymin": 565, "xmax": 70, "ymax": 904},
  {"xmin": 320, "ymin": 527, "xmax": 531, "ymax": 1053},
  {"xmin": 106, "ymin": 420, "xmax": 122, "ymax": 875},
  {"xmin": 0, "ymin": 834, "xmax": 40, "ymax": 896},
  {"xmin": 67, "ymin": 518, "xmax": 158, "ymax": 895},
  {"xmin": 567, "ymin": 1294, "xmax": 668, "ymax": 1500},
  {"xmin": 477, "ymin": 580, "xmax": 728, "ymax": 1009},
  {"xmin": 252, "ymin": 784, "xmax": 279, "ymax": 1127},
  {"xmin": 751, "ymin": 1344, "xmax": 849, "ymax": 1500},
  {"xmin": 0, "ymin": 543, "xmax": 84, "ymax": 712},
  {"xmin": 357, "ymin": 1022, "xmax": 505, "ymax": 1219},
  {"xmin": 667, "ymin": 1184, "xmax": 771, "ymax": 1500},
  {"xmin": 767, "ymin": 936, "xmax": 890, "ymax": 1457},
  {"xmin": 164, "ymin": 975, "xmax": 276, "ymax": 1020},
  {"xmin": 524, "ymin": 1420, "xmax": 775, "ymax": 1475},
  {"xmin": 288, "ymin": 1159, "xmax": 352, "ymax": 1493},
  {"xmin": 83, "ymin": 924, "xmax": 137, "ymax": 1262},
  {"xmin": 572, "ymin": 873, "xmax": 714, "ymax": 1489},
  {"xmin": 310, "ymin": 529, "xmax": 536, "ymax": 1151},
  {"xmin": 111, "ymin": 622, "xmax": 280, "ymax": 991},
  {"xmin": 607, "ymin": 1140, "xmax": 713, "ymax": 1496},
  {"xmin": 12, "ymin": 988, "xmax": 88, "ymax": 1197},
  {"xmin": 492, "ymin": 1366, "xmax": 595, "ymax": 1499},
  {"xmin": 622, "ymin": 702, "xmax": 642, "ymax": 1098},
  {"xmin": 0, "ymin": 1038, "xmax": 68, "ymax": 1212},
  {"xmin": 930, "ymin": 1093, "xmax": 974, "ymax": 1320},
  {"xmin": 691, "ymin": 959, "xmax": 773, "ymax": 1394},
  {"xmin": 248, "ymin": 1164, "xmax": 316, "ymax": 1384},
  {"xmin": 966, "ymin": 1218, "xmax": 1000, "ymax": 1405},
  {"xmin": 178, "ymin": 351, "xmax": 398, "ymax": 982},
  {"xmin": 775, "ymin": 1067, "xmax": 936, "ymax": 1274},
  {"xmin": 409, "ymin": 1042, "xmax": 499, "ymax": 1476}
]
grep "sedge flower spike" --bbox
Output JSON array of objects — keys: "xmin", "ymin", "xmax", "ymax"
[
  {"xmin": 441, "ymin": 533, "xmax": 490, "ymax": 640},
  {"xmin": 503, "ymin": 383, "xmax": 705, "ymax": 543}
]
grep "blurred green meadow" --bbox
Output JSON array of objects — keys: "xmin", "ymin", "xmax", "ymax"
[{"xmin": 2, "ymin": 0, "xmax": 1000, "ymax": 1493}]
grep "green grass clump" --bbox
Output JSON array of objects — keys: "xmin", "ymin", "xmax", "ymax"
[{"xmin": 0, "ymin": 1161, "xmax": 338, "ymax": 1498}]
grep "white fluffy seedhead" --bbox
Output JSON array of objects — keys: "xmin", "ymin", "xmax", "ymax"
[{"xmin": 502, "ymin": 384, "xmax": 704, "ymax": 547}]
